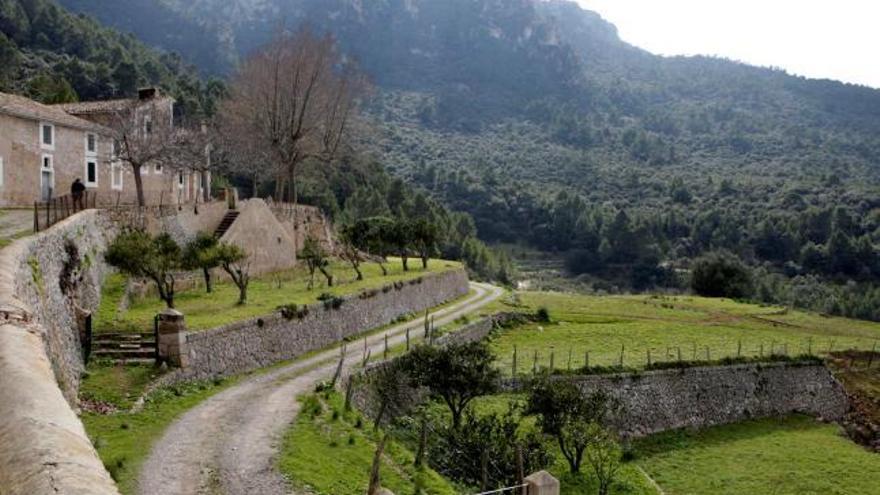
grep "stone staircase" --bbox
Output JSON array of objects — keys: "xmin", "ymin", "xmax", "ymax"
[
  {"xmin": 213, "ymin": 210, "xmax": 240, "ymax": 238},
  {"xmin": 92, "ymin": 333, "xmax": 156, "ymax": 363}
]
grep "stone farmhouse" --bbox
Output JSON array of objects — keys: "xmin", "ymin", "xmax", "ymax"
[{"xmin": 0, "ymin": 88, "xmax": 204, "ymax": 207}]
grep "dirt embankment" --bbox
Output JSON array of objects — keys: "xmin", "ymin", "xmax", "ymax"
[{"xmin": 829, "ymin": 350, "xmax": 880, "ymax": 451}]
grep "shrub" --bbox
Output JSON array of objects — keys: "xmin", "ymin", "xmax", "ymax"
[
  {"xmin": 535, "ymin": 307, "xmax": 551, "ymax": 322},
  {"xmin": 691, "ymin": 251, "xmax": 753, "ymax": 299}
]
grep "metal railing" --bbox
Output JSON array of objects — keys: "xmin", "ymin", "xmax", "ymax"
[{"xmin": 33, "ymin": 190, "xmax": 97, "ymax": 232}]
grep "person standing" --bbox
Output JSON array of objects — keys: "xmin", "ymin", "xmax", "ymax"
[{"xmin": 71, "ymin": 178, "xmax": 86, "ymax": 210}]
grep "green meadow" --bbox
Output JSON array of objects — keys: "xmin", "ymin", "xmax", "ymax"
[{"xmin": 488, "ymin": 292, "xmax": 880, "ymax": 373}]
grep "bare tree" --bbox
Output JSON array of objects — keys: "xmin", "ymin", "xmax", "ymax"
[
  {"xmin": 106, "ymin": 99, "xmax": 179, "ymax": 207},
  {"xmin": 217, "ymin": 27, "xmax": 364, "ymax": 206}
]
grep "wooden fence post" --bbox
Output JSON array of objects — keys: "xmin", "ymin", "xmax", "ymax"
[{"xmin": 512, "ymin": 345, "xmax": 518, "ymax": 377}]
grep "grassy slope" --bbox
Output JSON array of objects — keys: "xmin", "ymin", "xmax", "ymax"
[
  {"xmin": 279, "ymin": 392, "xmax": 458, "ymax": 495},
  {"xmin": 80, "ymin": 363, "xmax": 234, "ymax": 494},
  {"xmin": 96, "ymin": 259, "xmax": 461, "ymax": 332},
  {"xmin": 487, "ymin": 292, "xmax": 880, "ymax": 373},
  {"xmin": 634, "ymin": 416, "xmax": 880, "ymax": 495}
]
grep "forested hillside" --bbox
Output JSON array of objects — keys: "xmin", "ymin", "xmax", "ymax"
[
  {"xmin": 40, "ymin": 0, "xmax": 880, "ymax": 319},
  {"xmin": 0, "ymin": 0, "xmax": 220, "ymax": 114}
]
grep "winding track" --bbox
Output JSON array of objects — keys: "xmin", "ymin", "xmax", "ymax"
[{"xmin": 138, "ymin": 282, "xmax": 503, "ymax": 495}]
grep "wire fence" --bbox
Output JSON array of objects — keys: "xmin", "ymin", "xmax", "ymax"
[{"xmin": 498, "ymin": 338, "xmax": 880, "ymax": 376}]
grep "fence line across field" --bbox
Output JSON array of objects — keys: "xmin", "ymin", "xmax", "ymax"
[{"xmin": 504, "ymin": 338, "xmax": 879, "ymax": 375}]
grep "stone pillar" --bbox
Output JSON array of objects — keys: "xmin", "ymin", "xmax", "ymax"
[
  {"xmin": 524, "ymin": 471, "xmax": 559, "ymax": 495},
  {"xmin": 157, "ymin": 309, "xmax": 188, "ymax": 368}
]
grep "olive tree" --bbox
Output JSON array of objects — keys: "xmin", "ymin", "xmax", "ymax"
[
  {"xmin": 401, "ymin": 341, "xmax": 499, "ymax": 429},
  {"xmin": 105, "ymin": 231, "xmax": 181, "ymax": 308},
  {"xmin": 212, "ymin": 243, "xmax": 250, "ymax": 305},
  {"xmin": 525, "ymin": 377, "xmax": 617, "ymax": 474},
  {"xmin": 182, "ymin": 232, "xmax": 220, "ymax": 293},
  {"xmin": 299, "ymin": 236, "xmax": 333, "ymax": 289}
]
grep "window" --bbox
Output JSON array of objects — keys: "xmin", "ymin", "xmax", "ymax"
[
  {"xmin": 143, "ymin": 115, "xmax": 153, "ymax": 136},
  {"xmin": 85, "ymin": 160, "xmax": 98, "ymax": 187},
  {"xmin": 40, "ymin": 123, "xmax": 54, "ymax": 149},
  {"xmin": 86, "ymin": 133, "xmax": 97, "ymax": 155},
  {"xmin": 42, "ymin": 154, "xmax": 53, "ymax": 170},
  {"xmin": 155, "ymin": 164, "xmax": 163, "ymax": 174},
  {"xmin": 112, "ymin": 139, "xmax": 120, "ymax": 159},
  {"xmin": 111, "ymin": 162, "xmax": 123, "ymax": 190},
  {"xmin": 178, "ymin": 171, "xmax": 185, "ymax": 187}
]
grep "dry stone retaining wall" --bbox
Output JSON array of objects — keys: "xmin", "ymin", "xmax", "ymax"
[
  {"xmin": 168, "ymin": 268, "xmax": 470, "ymax": 382},
  {"xmin": 513, "ymin": 362, "xmax": 849, "ymax": 438},
  {"xmin": 0, "ymin": 210, "xmax": 119, "ymax": 494}
]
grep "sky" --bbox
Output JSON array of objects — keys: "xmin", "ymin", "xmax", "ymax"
[{"xmin": 575, "ymin": 0, "xmax": 880, "ymax": 89}]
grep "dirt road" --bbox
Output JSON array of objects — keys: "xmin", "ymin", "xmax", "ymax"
[{"xmin": 138, "ymin": 282, "xmax": 503, "ymax": 495}]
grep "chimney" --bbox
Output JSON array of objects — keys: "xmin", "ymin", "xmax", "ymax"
[{"xmin": 138, "ymin": 87, "xmax": 160, "ymax": 101}]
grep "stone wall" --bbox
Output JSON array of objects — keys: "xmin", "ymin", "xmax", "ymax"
[
  {"xmin": 267, "ymin": 200, "xmax": 336, "ymax": 252},
  {"xmin": 507, "ymin": 362, "xmax": 848, "ymax": 438},
  {"xmin": 108, "ymin": 200, "xmax": 229, "ymax": 246},
  {"xmin": 2, "ymin": 210, "xmax": 116, "ymax": 400},
  {"xmin": 167, "ymin": 268, "xmax": 469, "ymax": 382},
  {"xmin": 0, "ymin": 210, "xmax": 119, "ymax": 494},
  {"xmin": 436, "ymin": 312, "xmax": 529, "ymax": 346}
]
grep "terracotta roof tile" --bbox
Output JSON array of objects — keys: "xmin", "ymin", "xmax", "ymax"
[{"xmin": 0, "ymin": 92, "xmax": 111, "ymax": 134}]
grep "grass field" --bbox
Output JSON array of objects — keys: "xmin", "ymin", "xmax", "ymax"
[
  {"xmin": 279, "ymin": 392, "xmax": 459, "ymax": 495},
  {"xmin": 96, "ymin": 258, "xmax": 461, "ymax": 332},
  {"xmin": 487, "ymin": 292, "xmax": 880, "ymax": 374},
  {"xmin": 634, "ymin": 416, "xmax": 880, "ymax": 495}
]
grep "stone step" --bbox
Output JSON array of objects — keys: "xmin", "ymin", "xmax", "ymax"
[
  {"xmin": 214, "ymin": 211, "xmax": 240, "ymax": 238},
  {"xmin": 92, "ymin": 341, "xmax": 156, "ymax": 351},
  {"xmin": 93, "ymin": 348, "xmax": 156, "ymax": 359},
  {"xmin": 94, "ymin": 332, "xmax": 155, "ymax": 340}
]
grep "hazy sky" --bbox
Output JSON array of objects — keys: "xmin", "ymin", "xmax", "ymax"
[{"xmin": 576, "ymin": 0, "xmax": 880, "ymax": 88}]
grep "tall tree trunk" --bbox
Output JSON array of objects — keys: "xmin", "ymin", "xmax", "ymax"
[
  {"xmin": 238, "ymin": 284, "xmax": 248, "ymax": 305},
  {"xmin": 319, "ymin": 266, "xmax": 334, "ymax": 287},
  {"xmin": 367, "ymin": 434, "xmax": 388, "ymax": 495},
  {"xmin": 415, "ymin": 418, "xmax": 428, "ymax": 467},
  {"xmin": 201, "ymin": 170, "xmax": 211, "ymax": 202},
  {"xmin": 402, "ymin": 255, "xmax": 409, "ymax": 272},
  {"xmin": 133, "ymin": 164, "xmax": 146, "ymax": 207},
  {"xmin": 203, "ymin": 267, "xmax": 213, "ymax": 293}
]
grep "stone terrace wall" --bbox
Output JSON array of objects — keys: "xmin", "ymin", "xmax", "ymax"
[
  {"xmin": 3, "ymin": 210, "xmax": 117, "ymax": 400},
  {"xmin": 551, "ymin": 362, "xmax": 848, "ymax": 438},
  {"xmin": 107, "ymin": 200, "xmax": 229, "ymax": 246},
  {"xmin": 0, "ymin": 210, "xmax": 119, "ymax": 495},
  {"xmin": 267, "ymin": 200, "xmax": 335, "ymax": 252},
  {"xmin": 170, "ymin": 268, "xmax": 469, "ymax": 382}
]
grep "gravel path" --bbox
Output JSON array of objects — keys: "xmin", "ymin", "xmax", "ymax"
[
  {"xmin": 138, "ymin": 282, "xmax": 503, "ymax": 495},
  {"xmin": 0, "ymin": 209, "xmax": 34, "ymax": 244}
]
